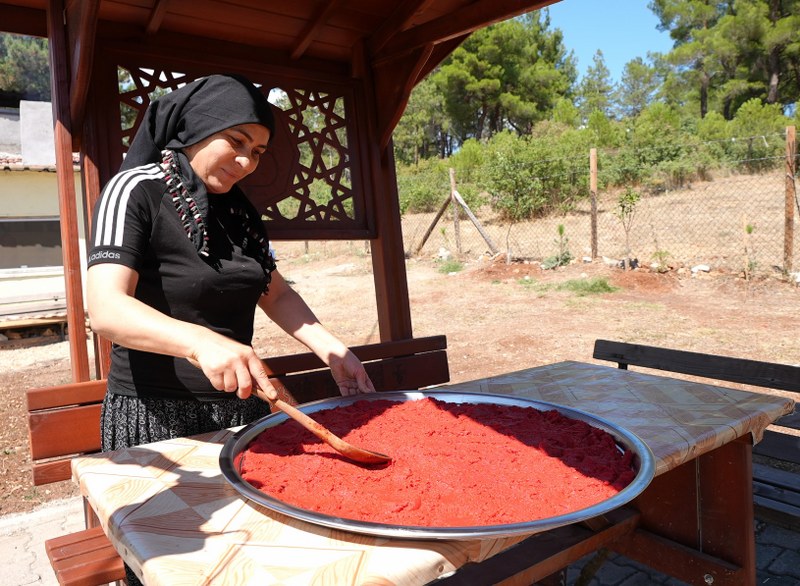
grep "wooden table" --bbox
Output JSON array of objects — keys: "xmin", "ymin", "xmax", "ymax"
[{"xmin": 72, "ymin": 361, "xmax": 794, "ymax": 585}]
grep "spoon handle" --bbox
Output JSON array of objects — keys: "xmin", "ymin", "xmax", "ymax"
[{"xmin": 252, "ymin": 387, "xmax": 392, "ymax": 464}]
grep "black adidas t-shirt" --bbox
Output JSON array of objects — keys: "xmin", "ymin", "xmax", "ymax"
[{"xmin": 88, "ymin": 163, "xmax": 270, "ymax": 401}]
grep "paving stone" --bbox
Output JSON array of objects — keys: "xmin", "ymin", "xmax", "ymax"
[
  {"xmin": 758, "ymin": 524, "xmax": 800, "ymax": 548},
  {"xmin": 0, "ymin": 526, "xmax": 41, "ymax": 586},
  {"xmin": 589, "ymin": 559, "xmax": 639, "ymax": 584},
  {"xmin": 618, "ymin": 572, "xmax": 672, "ymax": 585},
  {"xmin": 756, "ymin": 544, "xmax": 783, "ymax": 570},
  {"xmin": 0, "ymin": 498, "xmax": 83, "ymax": 586},
  {"xmin": 608, "ymin": 554, "xmax": 672, "ymax": 578},
  {"xmin": 756, "ymin": 572, "xmax": 800, "ymax": 586},
  {"xmin": 565, "ymin": 566, "xmax": 584, "ymax": 583},
  {"xmin": 766, "ymin": 549, "xmax": 800, "ymax": 580}
]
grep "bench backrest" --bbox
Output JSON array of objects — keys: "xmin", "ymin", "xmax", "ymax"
[
  {"xmin": 27, "ymin": 379, "xmax": 106, "ymax": 485},
  {"xmin": 592, "ymin": 338, "xmax": 800, "ymax": 464},
  {"xmin": 27, "ymin": 335, "xmax": 449, "ymax": 485},
  {"xmin": 593, "ymin": 339, "xmax": 800, "ymax": 392},
  {"xmin": 262, "ymin": 335, "xmax": 449, "ymax": 403}
]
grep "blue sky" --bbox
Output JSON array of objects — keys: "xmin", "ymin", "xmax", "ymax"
[{"xmin": 545, "ymin": 0, "xmax": 675, "ymax": 83}]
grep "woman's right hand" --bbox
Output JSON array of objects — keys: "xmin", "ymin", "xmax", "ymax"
[{"xmin": 186, "ymin": 332, "xmax": 278, "ymax": 400}]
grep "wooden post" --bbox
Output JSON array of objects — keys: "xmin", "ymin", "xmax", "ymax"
[
  {"xmin": 450, "ymin": 168, "xmax": 461, "ymax": 255},
  {"xmin": 451, "ymin": 190, "xmax": 498, "ymax": 255},
  {"xmin": 785, "ymin": 126, "xmax": 796, "ymax": 273},
  {"xmin": 48, "ymin": 0, "xmax": 90, "ymax": 382},
  {"xmin": 742, "ymin": 214, "xmax": 752, "ymax": 281},
  {"xmin": 414, "ymin": 195, "xmax": 451, "ymax": 256},
  {"xmin": 80, "ymin": 93, "xmax": 114, "ymax": 379},
  {"xmin": 590, "ymin": 148, "xmax": 598, "ymax": 259},
  {"xmin": 414, "ymin": 170, "xmax": 499, "ymax": 256}
]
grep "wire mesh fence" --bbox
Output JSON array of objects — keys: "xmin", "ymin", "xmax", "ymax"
[{"xmin": 403, "ymin": 129, "xmax": 799, "ymax": 278}]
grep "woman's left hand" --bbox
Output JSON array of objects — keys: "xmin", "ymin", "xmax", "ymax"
[{"xmin": 330, "ymin": 350, "xmax": 376, "ymax": 396}]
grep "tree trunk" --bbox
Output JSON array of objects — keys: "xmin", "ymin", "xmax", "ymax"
[
  {"xmin": 699, "ymin": 70, "xmax": 709, "ymax": 119},
  {"xmin": 766, "ymin": 48, "xmax": 780, "ymax": 104}
]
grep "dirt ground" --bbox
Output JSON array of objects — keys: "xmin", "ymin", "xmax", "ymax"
[{"xmin": 2, "ymin": 250, "xmax": 799, "ymax": 517}]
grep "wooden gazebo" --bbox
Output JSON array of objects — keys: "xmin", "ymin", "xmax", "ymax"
[
  {"xmin": 1, "ymin": 0, "xmax": 557, "ymax": 382},
  {"xmin": 10, "ymin": 8, "xmax": 789, "ymax": 586}
]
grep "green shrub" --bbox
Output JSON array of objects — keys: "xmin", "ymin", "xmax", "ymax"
[
  {"xmin": 396, "ymin": 159, "xmax": 450, "ymax": 214},
  {"xmin": 437, "ymin": 259, "xmax": 463, "ymax": 273},
  {"xmin": 480, "ymin": 131, "xmax": 589, "ymax": 221},
  {"xmin": 541, "ymin": 224, "xmax": 573, "ymax": 269},
  {"xmin": 557, "ymin": 277, "xmax": 618, "ymax": 296}
]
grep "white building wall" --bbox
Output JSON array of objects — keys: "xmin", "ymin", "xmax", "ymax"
[
  {"xmin": 0, "ymin": 169, "xmax": 82, "ymax": 218},
  {"xmin": 0, "ymin": 102, "xmax": 87, "ymax": 306},
  {"xmin": 20, "ymin": 101, "xmax": 56, "ymax": 166},
  {"xmin": 0, "ymin": 107, "xmax": 20, "ymax": 153}
]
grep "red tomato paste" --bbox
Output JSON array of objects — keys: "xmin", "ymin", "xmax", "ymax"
[{"xmin": 239, "ymin": 398, "xmax": 635, "ymax": 527}]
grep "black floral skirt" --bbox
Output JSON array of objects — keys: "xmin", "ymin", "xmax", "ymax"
[{"xmin": 100, "ymin": 391, "xmax": 271, "ymax": 451}]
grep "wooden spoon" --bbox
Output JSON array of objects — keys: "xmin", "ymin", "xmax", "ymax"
[{"xmin": 254, "ymin": 388, "xmax": 392, "ymax": 465}]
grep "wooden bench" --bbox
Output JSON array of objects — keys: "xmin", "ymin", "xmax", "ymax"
[
  {"xmin": 592, "ymin": 338, "xmax": 800, "ymax": 527},
  {"xmin": 27, "ymin": 335, "xmax": 448, "ymax": 586},
  {"xmin": 27, "ymin": 378, "xmax": 124, "ymax": 586}
]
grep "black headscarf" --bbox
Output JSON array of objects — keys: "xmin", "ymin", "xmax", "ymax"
[
  {"xmin": 121, "ymin": 74, "xmax": 275, "ymax": 170},
  {"xmin": 119, "ymin": 74, "xmax": 277, "ymax": 286}
]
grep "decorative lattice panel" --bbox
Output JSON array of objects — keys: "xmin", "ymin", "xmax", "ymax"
[{"xmin": 116, "ymin": 67, "xmax": 364, "ymax": 233}]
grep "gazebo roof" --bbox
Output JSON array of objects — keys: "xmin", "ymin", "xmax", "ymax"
[
  {"xmin": 4, "ymin": 0, "xmax": 552, "ymax": 61},
  {"xmin": 1, "ymin": 0, "xmax": 559, "ymax": 382},
  {"xmin": 3, "ymin": 0, "xmax": 557, "ymax": 146}
]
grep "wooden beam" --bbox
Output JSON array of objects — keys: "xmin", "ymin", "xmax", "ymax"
[
  {"xmin": 376, "ymin": 0, "xmax": 559, "ymax": 62},
  {"xmin": 373, "ymin": 35, "xmax": 466, "ymax": 149},
  {"xmin": 146, "ymin": 0, "xmax": 170, "ymax": 36},
  {"xmin": 612, "ymin": 529, "xmax": 745, "ymax": 585},
  {"xmin": 369, "ymin": 144, "xmax": 414, "ymax": 341},
  {"xmin": 368, "ymin": 0, "xmax": 433, "ymax": 54},
  {"xmin": 66, "ymin": 0, "xmax": 99, "ymax": 145},
  {"xmin": 593, "ymin": 339, "xmax": 800, "ymax": 392},
  {"xmin": 357, "ymin": 67, "xmax": 413, "ymax": 340},
  {"xmin": 0, "ymin": 5, "xmax": 47, "ymax": 37},
  {"xmin": 290, "ymin": 0, "xmax": 343, "ymax": 60},
  {"xmin": 413, "ymin": 36, "xmax": 465, "ymax": 82},
  {"xmin": 613, "ymin": 438, "xmax": 757, "ymax": 585},
  {"xmin": 47, "ymin": 0, "xmax": 91, "ymax": 382},
  {"xmin": 375, "ymin": 43, "xmax": 433, "ymax": 149},
  {"xmin": 437, "ymin": 508, "xmax": 640, "ymax": 585},
  {"xmin": 78, "ymin": 88, "xmax": 114, "ymax": 377},
  {"xmin": 94, "ymin": 22, "xmax": 351, "ymax": 81}
]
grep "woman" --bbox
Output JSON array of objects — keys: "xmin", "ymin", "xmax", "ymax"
[{"xmin": 87, "ymin": 74, "xmax": 375, "ymax": 453}]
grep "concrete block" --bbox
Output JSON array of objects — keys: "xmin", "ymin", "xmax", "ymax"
[{"xmin": 20, "ymin": 101, "xmax": 55, "ymax": 166}]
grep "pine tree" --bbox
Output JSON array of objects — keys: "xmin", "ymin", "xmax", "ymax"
[
  {"xmin": 577, "ymin": 50, "xmax": 616, "ymax": 122},
  {"xmin": 0, "ymin": 33, "xmax": 51, "ymax": 106}
]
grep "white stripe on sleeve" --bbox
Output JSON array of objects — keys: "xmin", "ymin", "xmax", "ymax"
[{"xmin": 95, "ymin": 164, "xmax": 164, "ymax": 247}]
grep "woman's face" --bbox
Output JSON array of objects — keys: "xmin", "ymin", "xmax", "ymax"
[{"xmin": 183, "ymin": 123, "xmax": 270, "ymax": 194}]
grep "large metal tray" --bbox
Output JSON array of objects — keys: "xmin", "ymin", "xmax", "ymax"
[{"xmin": 219, "ymin": 391, "xmax": 655, "ymax": 540}]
